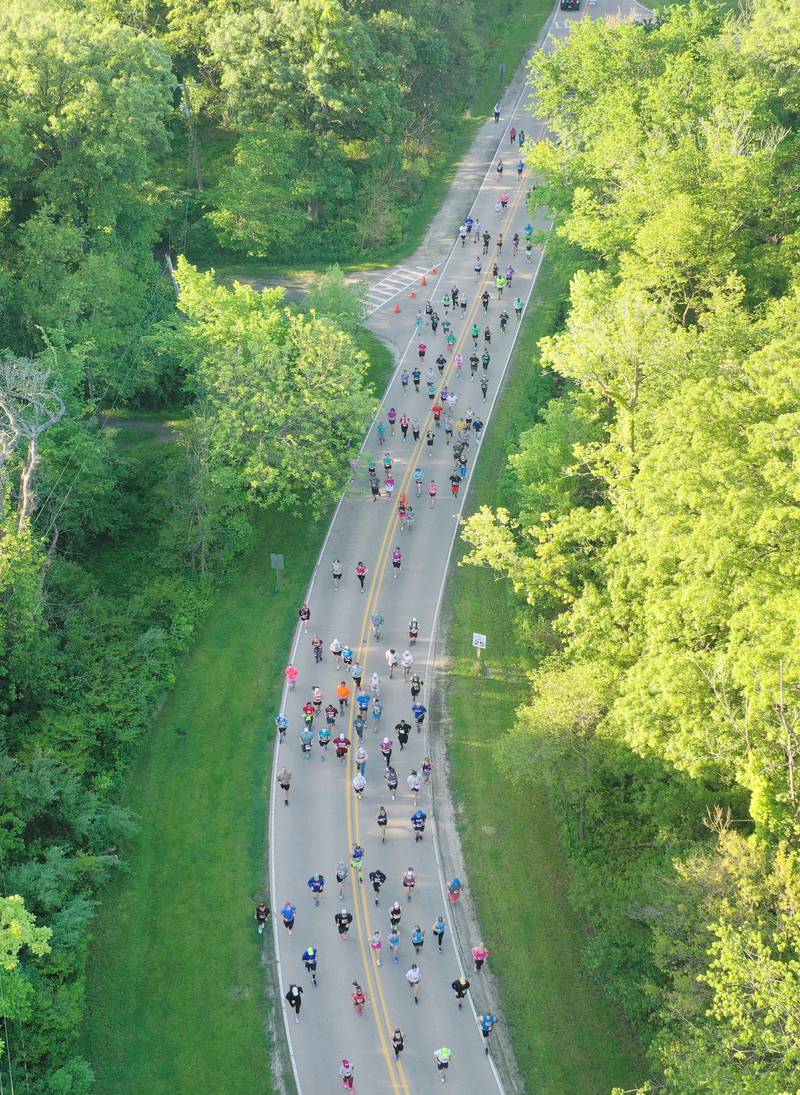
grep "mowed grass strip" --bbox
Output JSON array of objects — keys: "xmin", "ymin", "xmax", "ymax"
[
  {"xmin": 83, "ymin": 331, "xmax": 393, "ymax": 1095},
  {"xmin": 444, "ymin": 256, "xmax": 649, "ymax": 1093}
]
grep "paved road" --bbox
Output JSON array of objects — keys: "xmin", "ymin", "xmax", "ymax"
[{"xmin": 268, "ymin": 3, "xmax": 640, "ymax": 1092}]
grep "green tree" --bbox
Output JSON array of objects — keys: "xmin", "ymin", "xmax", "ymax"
[
  {"xmin": 174, "ymin": 259, "xmax": 375, "ymax": 511},
  {"xmin": 0, "ymin": 894, "xmax": 52, "ymax": 1058}
]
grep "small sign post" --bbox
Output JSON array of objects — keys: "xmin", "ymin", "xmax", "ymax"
[
  {"xmin": 472, "ymin": 632, "xmax": 487, "ymax": 665},
  {"xmin": 270, "ymin": 553, "xmax": 284, "ymax": 592}
]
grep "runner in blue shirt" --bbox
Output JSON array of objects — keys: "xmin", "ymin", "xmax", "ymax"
[
  {"xmin": 411, "ymin": 809, "xmax": 427, "ymax": 842},
  {"xmin": 412, "ymin": 702, "xmax": 427, "ymax": 730},
  {"xmin": 432, "ymin": 915, "xmax": 446, "ymax": 952},
  {"xmin": 307, "ymin": 875, "xmax": 325, "ymax": 906},
  {"xmin": 479, "ymin": 1013, "xmax": 497, "ymax": 1055},
  {"xmin": 357, "ymin": 690, "xmax": 371, "ymax": 715},
  {"xmin": 280, "ymin": 902, "xmax": 296, "ymax": 934},
  {"xmin": 302, "ymin": 945, "xmax": 318, "ymax": 986},
  {"xmin": 275, "ymin": 713, "xmax": 288, "ymax": 742}
]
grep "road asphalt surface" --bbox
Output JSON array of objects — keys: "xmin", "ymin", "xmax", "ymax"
[{"xmin": 268, "ymin": 2, "xmax": 647, "ymax": 1092}]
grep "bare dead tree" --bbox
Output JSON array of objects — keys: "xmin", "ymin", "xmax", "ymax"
[{"xmin": 0, "ymin": 353, "xmax": 66, "ymax": 530}]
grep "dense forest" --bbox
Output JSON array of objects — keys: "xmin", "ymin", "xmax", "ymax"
[
  {"xmin": 0, "ymin": 0, "xmax": 537, "ymax": 1088},
  {"xmin": 463, "ymin": 2, "xmax": 800, "ymax": 1092}
]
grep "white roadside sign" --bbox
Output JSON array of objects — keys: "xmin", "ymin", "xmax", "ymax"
[{"xmin": 472, "ymin": 632, "xmax": 487, "ymax": 650}]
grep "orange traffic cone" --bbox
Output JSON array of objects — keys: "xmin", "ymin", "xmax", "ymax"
[
  {"xmin": 409, "ymin": 289, "xmax": 417, "ymax": 299},
  {"xmin": 393, "ymin": 303, "xmax": 401, "ymax": 313},
  {"xmin": 421, "ymin": 274, "xmax": 428, "ymax": 286},
  {"xmin": 431, "ymin": 266, "xmax": 438, "ymax": 275}
]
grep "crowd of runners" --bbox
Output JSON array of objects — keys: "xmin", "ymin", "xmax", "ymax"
[{"xmin": 263, "ymin": 98, "xmax": 535, "ymax": 1090}]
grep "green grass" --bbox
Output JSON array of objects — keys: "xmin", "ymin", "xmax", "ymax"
[
  {"xmin": 443, "ymin": 255, "xmax": 650, "ymax": 1093},
  {"xmin": 83, "ymin": 336, "xmax": 395, "ymax": 1095}
]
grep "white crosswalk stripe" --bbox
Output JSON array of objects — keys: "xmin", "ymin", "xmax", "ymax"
[{"xmin": 365, "ymin": 265, "xmax": 439, "ymax": 315}]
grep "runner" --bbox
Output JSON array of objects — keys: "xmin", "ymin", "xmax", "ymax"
[
  {"xmin": 354, "ymin": 713, "xmax": 367, "ymax": 741},
  {"xmin": 370, "ymin": 929, "xmax": 383, "ymax": 965},
  {"xmin": 474, "ymin": 255, "xmax": 482, "ymax": 279},
  {"xmin": 389, "ymin": 899, "xmax": 403, "ymax": 931},
  {"xmin": 406, "ymin": 962, "xmax": 422, "ymax": 1003},
  {"xmin": 422, "ymin": 756, "xmax": 432, "ymax": 783},
  {"xmin": 298, "ymin": 603, "xmax": 311, "ymax": 632},
  {"xmin": 385, "ymin": 764, "xmax": 399, "ymax": 800},
  {"xmin": 426, "ymin": 427, "xmax": 435, "ymax": 450},
  {"xmin": 408, "ymin": 769, "xmax": 421, "ymax": 806},
  {"xmin": 333, "ymin": 732, "xmax": 351, "ymax": 763},
  {"xmin": 275, "ymin": 713, "xmax": 288, "ymax": 743},
  {"xmin": 388, "ymin": 927, "xmax": 401, "ymax": 963},
  {"xmin": 432, "ymin": 915, "xmax": 446, "ymax": 952},
  {"xmin": 434, "ymin": 1045, "xmax": 452, "ymax": 1082},
  {"xmin": 411, "ymin": 808, "xmax": 427, "ymax": 842},
  {"xmin": 402, "ymin": 866, "xmax": 416, "ymax": 902},
  {"xmin": 401, "ymin": 367, "xmax": 410, "ymax": 394},
  {"xmin": 380, "ymin": 736, "xmax": 393, "ymax": 766},
  {"xmin": 482, "ymin": 229, "xmax": 491, "ymax": 254},
  {"xmin": 280, "ymin": 901, "xmax": 296, "ymax": 935},
  {"xmin": 392, "ymin": 1029, "xmax": 405, "ymax": 1061},
  {"xmin": 480, "ymin": 1012, "xmax": 497, "ymax": 1055},
  {"xmin": 255, "ymin": 900, "xmax": 270, "ymax": 935},
  {"xmin": 448, "ymin": 877, "xmax": 463, "ymax": 905},
  {"xmin": 392, "ymin": 547, "xmax": 402, "ymax": 578},
  {"xmin": 307, "ymin": 874, "xmax": 325, "ymax": 907},
  {"xmin": 299, "ymin": 725, "xmax": 313, "ymax": 758},
  {"xmin": 449, "ymin": 471, "xmax": 461, "ymax": 499},
  {"xmin": 355, "ymin": 560, "xmax": 367, "ymax": 591},
  {"xmin": 285, "ymin": 663, "xmax": 299, "ymax": 691},
  {"xmin": 388, "ymin": 407, "xmax": 397, "ymax": 435},
  {"xmin": 285, "ymin": 983, "xmax": 303, "ymax": 1024},
  {"xmin": 337, "ymin": 680, "xmax": 350, "ymax": 713},
  {"xmin": 339, "ymin": 1060, "xmax": 354, "ymax": 1090},
  {"xmin": 376, "ymin": 805, "xmax": 388, "ymax": 842},
  {"xmin": 350, "ymin": 843, "xmax": 365, "ymax": 883},
  {"xmin": 385, "ymin": 647, "xmax": 398, "ymax": 678},
  {"xmin": 351, "ymin": 660, "xmax": 362, "ymax": 687},
  {"xmin": 512, "ymin": 232, "xmax": 519, "ymax": 255},
  {"xmin": 514, "ymin": 296, "xmax": 524, "ymax": 319},
  {"xmin": 336, "ymin": 860, "xmax": 348, "ymax": 899},
  {"xmin": 510, "ymin": 125, "xmax": 517, "ymax": 143},
  {"xmin": 408, "ymin": 617, "xmax": 419, "ymax": 645},
  {"xmin": 499, "ymin": 309, "xmax": 509, "ymax": 333},
  {"xmin": 352, "ymin": 771, "xmax": 366, "ymax": 801},
  {"xmin": 454, "ymin": 351, "xmax": 463, "ymax": 377},
  {"xmin": 452, "ymin": 975, "xmax": 470, "ymax": 1008},
  {"xmin": 302, "ymin": 945, "xmax": 318, "ymax": 986},
  {"xmin": 368, "ymin": 696, "xmax": 381, "ymax": 729},
  {"xmin": 412, "ymin": 701, "xmax": 427, "ymax": 731},
  {"xmin": 412, "ymin": 418, "xmax": 421, "ymax": 442},
  {"xmin": 472, "ymin": 942, "xmax": 489, "ymax": 971},
  {"xmin": 355, "ymin": 744, "xmax": 367, "ymax": 776},
  {"xmin": 411, "ymin": 924, "xmax": 425, "ymax": 953},
  {"xmin": 496, "ymin": 158, "xmax": 504, "ymax": 180},
  {"xmin": 311, "ymin": 634, "xmax": 323, "ymax": 663},
  {"xmin": 400, "ymin": 412, "xmax": 410, "ymax": 440},
  {"xmin": 351, "ymin": 982, "xmax": 366, "ymax": 1016},
  {"xmin": 335, "ymin": 906, "xmax": 353, "ymax": 939},
  {"xmin": 471, "ymin": 322, "xmax": 480, "ymax": 347},
  {"xmin": 396, "ymin": 717, "xmax": 411, "ymax": 750},
  {"xmin": 369, "ymin": 868, "xmax": 387, "ymax": 906},
  {"xmin": 493, "ymin": 101, "xmax": 501, "ymax": 122},
  {"xmin": 277, "ymin": 766, "xmax": 291, "ymax": 805},
  {"xmin": 412, "ymin": 366, "xmax": 421, "ymax": 392}
]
